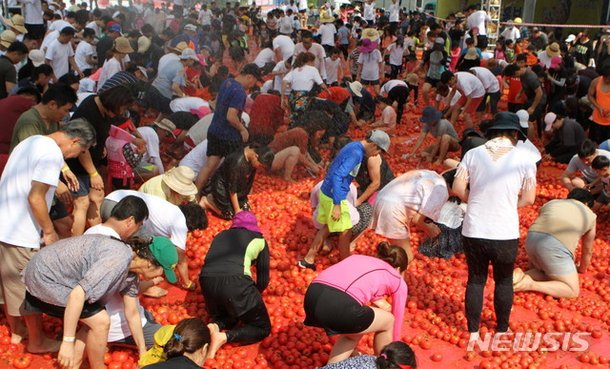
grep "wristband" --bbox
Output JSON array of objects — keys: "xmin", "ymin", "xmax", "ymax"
[
  {"xmin": 62, "ymin": 336, "xmax": 76, "ymax": 343},
  {"xmin": 89, "ymin": 171, "xmax": 99, "ymax": 178},
  {"xmin": 61, "ymin": 165, "xmax": 70, "ymax": 173}
]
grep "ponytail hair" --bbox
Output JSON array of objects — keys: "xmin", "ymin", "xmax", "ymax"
[
  {"xmin": 376, "ymin": 242, "xmax": 408, "ymax": 272},
  {"xmin": 165, "ymin": 318, "xmax": 211, "ymax": 359},
  {"xmin": 376, "ymin": 341, "xmax": 417, "ymax": 369}
]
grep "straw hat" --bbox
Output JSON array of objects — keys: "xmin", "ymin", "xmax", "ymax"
[
  {"xmin": 137, "ymin": 36, "xmax": 151, "ymax": 53},
  {"xmin": 154, "ymin": 118, "xmax": 177, "ymax": 137},
  {"xmin": 0, "ymin": 30, "xmax": 16, "ymax": 48},
  {"xmin": 405, "ymin": 73, "xmax": 419, "ymax": 86},
  {"xmin": 162, "ymin": 166, "xmax": 198, "ymax": 196},
  {"xmin": 348, "ymin": 81, "xmax": 363, "ymax": 97},
  {"xmin": 172, "ymin": 41, "xmax": 188, "ymax": 53},
  {"xmin": 545, "ymin": 42, "xmax": 560, "ymax": 57},
  {"xmin": 362, "ymin": 27, "xmax": 380, "ymax": 42},
  {"xmin": 6, "ymin": 14, "xmax": 28, "ymax": 34},
  {"xmin": 320, "ymin": 13, "xmax": 335, "ymax": 23},
  {"xmin": 113, "ymin": 37, "xmax": 134, "ymax": 54}
]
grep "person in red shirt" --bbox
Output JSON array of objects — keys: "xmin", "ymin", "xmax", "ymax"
[
  {"xmin": 248, "ymin": 91, "xmax": 285, "ymax": 145},
  {"xmin": 0, "ymin": 88, "xmax": 39, "ymax": 154}
]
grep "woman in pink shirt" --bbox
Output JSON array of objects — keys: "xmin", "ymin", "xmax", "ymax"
[{"xmin": 304, "ymin": 242, "xmax": 408, "ymax": 365}]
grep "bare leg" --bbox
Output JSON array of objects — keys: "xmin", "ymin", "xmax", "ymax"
[
  {"xmin": 71, "ymin": 195, "xmax": 89, "ymax": 236},
  {"xmin": 81, "ymin": 311, "xmax": 110, "ymax": 369},
  {"xmin": 199, "ymin": 194, "xmax": 222, "ymax": 217},
  {"xmin": 195, "ymin": 155, "xmax": 222, "ymax": 192},
  {"xmin": 176, "ymin": 249, "xmax": 192, "ymax": 288},
  {"xmin": 24, "ymin": 314, "xmax": 60, "ymax": 353},
  {"xmin": 435, "ymin": 135, "xmax": 460, "ymax": 165},
  {"xmin": 303, "ymin": 226, "xmax": 330, "ymax": 264},
  {"xmin": 270, "ymin": 147, "xmax": 300, "ymax": 182},
  {"xmin": 514, "ymin": 269, "xmax": 580, "ymax": 299},
  {"xmin": 464, "ymin": 112, "xmax": 474, "ymax": 129},
  {"xmin": 53, "ymin": 216, "xmax": 73, "ymax": 239},
  {"xmin": 87, "ymin": 188, "xmax": 104, "ymax": 228},
  {"xmin": 4, "ymin": 312, "xmax": 26, "ymax": 344},
  {"xmin": 337, "ymin": 229, "xmax": 352, "ymax": 260},
  {"xmin": 327, "ymin": 308, "xmax": 394, "ymax": 364},
  {"xmin": 422, "ymin": 82, "xmax": 432, "ymax": 105}
]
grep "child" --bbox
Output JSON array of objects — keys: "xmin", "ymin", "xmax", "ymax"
[
  {"xmin": 385, "ymin": 35, "xmax": 408, "ymax": 79},
  {"xmin": 494, "ymin": 39, "xmax": 507, "ymax": 62},
  {"xmin": 420, "ymin": 169, "xmax": 466, "ymax": 259},
  {"xmin": 324, "ymin": 47, "xmax": 342, "ymax": 86},
  {"xmin": 371, "ymin": 96, "xmax": 396, "ymax": 134},
  {"xmin": 456, "ymin": 38, "xmax": 481, "ymax": 71},
  {"xmin": 591, "ymin": 155, "xmax": 610, "ymax": 213},
  {"xmin": 505, "ymin": 39, "xmax": 516, "ymax": 63},
  {"xmin": 348, "ymin": 39, "xmax": 362, "ymax": 81}
]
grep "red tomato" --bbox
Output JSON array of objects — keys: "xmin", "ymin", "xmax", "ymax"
[{"xmin": 12, "ymin": 355, "xmax": 31, "ymax": 369}]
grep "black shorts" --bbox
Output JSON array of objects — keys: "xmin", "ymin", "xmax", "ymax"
[
  {"xmin": 206, "ymin": 133, "xmax": 243, "ymax": 158},
  {"xmin": 49, "ymin": 197, "xmax": 69, "ymax": 220},
  {"xmin": 25, "ymin": 291, "xmax": 104, "ymax": 319},
  {"xmin": 25, "ymin": 24, "xmax": 45, "ymax": 40},
  {"xmin": 69, "ymin": 173, "xmax": 91, "ymax": 197},
  {"xmin": 143, "ymin": 87, "xmax": 172, "ymax": 115},
  {"xmin": 304, "ymin": 283, "xmax": 374, "ymax": 336},
  {"xmin": 362, "ymin": 79, "xmax": 380, "ymax": 86},
  {"xmin": 388, "ymin": 86, "xmax": 409, "ymax": 104}
]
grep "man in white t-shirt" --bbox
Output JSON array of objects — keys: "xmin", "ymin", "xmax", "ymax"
[
  {"xmin": 169, "ymin": 96, "xmax": 209, "ymax": 114},
  {"xmin": 319, "ymin": 19, "xmax": 337, "ymax": 52},
  {"xmin": 272, "ymin": 34, "xmax": 295, "ymax": 62},
  {"xmin": 0, "ymin": 120, "xmax": 95, "ymax": 352},
  {"xmin": 500, "ymin": 19, "xmax": 521, "ymax": 42},
  {"xmin": 363, "ymin": 0, "xmax": 375, "ymax": 24},
  {"xmin": 465, "ymin": 5, "xmax": 490, "ymax": 36},
  {"xmin": 18, "ymin": 0, "xmax": 44, "ymax": 39},
  {"xmin": 469, "ymin": 66, "xmax": 500, "ymax": 117},
  {"xmin": 294, "ymin": 31, "xmax": 327, "ymax": 79},
  {"xmin": 441, "ymin": 70, "xmax": 486, "ymax": 128},
  {"xmin": 103, "ymin": 190, "xmax": 207, "ymax": 292},
  {"xmin": 45, "ymin": 26, "xmax": 81, "ymax": 80},
  {"xmin": 198, "ymin": 4, "xmax": 213, "ymax": 27},
  {"xmin": 253, "ymin": 46, "xmax": 276, "ymax": 73},
  {"xmin": 278, "ymin": 10, "xmax": 293, "ymax": 36},
  {"xmin": 180, "ymin": 139, "xmax": 209, "ymax": 175},
  {"xmin": 74, "ymin": 27, "xmax": 97, "ymax": 73},
  {"xmin": 561, "ymin": 140, "xmax": 610, "ymax": 194},
  {"xmin": 389, "ymin": 0, "xmax": 400, "ymax": 23}
]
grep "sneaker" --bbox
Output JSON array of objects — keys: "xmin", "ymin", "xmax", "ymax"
[{"xmin": 297, "ymin": 259, "xmax": 316, "ymax": 271}]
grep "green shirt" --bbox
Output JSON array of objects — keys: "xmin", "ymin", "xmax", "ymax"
[{"xmin": 10, "ymin": 107, "xmax": 59, "ymax": 152}]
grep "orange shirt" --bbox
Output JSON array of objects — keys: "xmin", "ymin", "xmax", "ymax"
[{"xmin": 592, "ymin": 78, "xmax": 610, "ymax": 126}]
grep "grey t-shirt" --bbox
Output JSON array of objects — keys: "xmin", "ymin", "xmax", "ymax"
[
  {"xmin": 556, "ymin": 118, "xmax": 585, "ymax": 147},
  {"xmin": 151, "ymin": 58, "xmax": 186, "ymax": 99},
  {"xmin": 520, "ymin": 70, "xmax": 546, "ymax": 105},
  {"xmin": 23, "ymin": 234, "xmax": 139, "ymax": 306},
  {"xmin": 423, "ymin": 118, "xmax": 458, "ymax": 139},
  {"xmin": 566, "ymin": 149, "xmax": 610, "ymax": 182}
]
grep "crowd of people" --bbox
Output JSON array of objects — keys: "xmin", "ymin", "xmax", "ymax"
[{"xmin": 0, "ymin": 0, "xmax": 608, "ymax": 368}]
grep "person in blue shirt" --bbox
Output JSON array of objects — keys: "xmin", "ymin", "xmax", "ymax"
[
  {"xmin": 298, "ymin": 130, "xmax": 390, "ymax": 270},
  {"xmin": 194, "ymin": 63, "xmax": 262, "ymax": 192}
]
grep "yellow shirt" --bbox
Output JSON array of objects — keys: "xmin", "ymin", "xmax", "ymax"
[{"xmin": 138, "ymin": 175, "xmax": 195, "ymax": 205}]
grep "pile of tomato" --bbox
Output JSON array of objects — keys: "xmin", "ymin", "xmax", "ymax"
[{"xmin": 1, "ymin": 109, "xmax": 610, "ymax": 369}]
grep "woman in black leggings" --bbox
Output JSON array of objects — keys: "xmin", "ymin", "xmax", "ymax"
[{"xmin": 452, "ymin": 112, "xmax": 537, "ymax": 343}]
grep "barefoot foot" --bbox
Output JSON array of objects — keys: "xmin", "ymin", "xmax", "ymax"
[
  {"xmin": 513, "ymin": 274, "xmax": 533, "ymax": 292},
  {"xmin": 143, "ymin": 286, "xmax": 168, "ymax": 298},
  {"xmin": 513, "ymin": 268, "xmax": 525, "ymax": 286},
  {"xmin": 207, "ymin": 323, "xmax": 227, "ymax": 359}
]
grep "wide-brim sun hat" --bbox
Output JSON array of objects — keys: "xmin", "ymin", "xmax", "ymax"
[
  {"xmin": 348, "ymin": 81, "xmax": 363, "ymax": 97},
  {"xmin": 362, "ymin": 27, "xmax": 380, "ymax": 42},
  {"xmin": 154, "ymin": 118, "xmax": 177, "ymax": 138},
  {"xmin": 359, "ymin": 38, "xmax": 378, "ymax": 53},
  {"xmin": 488, "ymin": 112, "xmax": 527, "ymax": 141},
  {"xmin": 320, "ymin": 14, "xmax": 335, "ymax": 23},
  {"xmin": 0, "ymin": 30, "xmax": 16, "ymax": 49},
  {"xmin": 6, "ymin": 15, "xmax": 28, "ymax": 34},
  {"xmin": 137, "ymin": 36, "xmax": 151, "ymax": 53},
  {"xmin": 545, "ymin": 42, "xmax": 561, "ymax": 57},
  {"xmin": 113, "ymin": 36, "xmax": 134, "ymax": 54},
  {"xmin": 171, "ymin": 41, "xmax": 189, "ymax": 53},
  {"xmin": 420, "ymin": 106, "xmax": 443, "ymax": 124},
  {"xmin": 405, "ymin": 73, "xmax": 419, "ymax": 86},
  {"xmin": 162, "ymin": 166, "xmax": 198, "ymax": 196}
]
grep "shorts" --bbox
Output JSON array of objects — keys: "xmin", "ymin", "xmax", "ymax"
[
  {"xmin": 458, "ymin": 95, "xmax": 484, "ymax": 115},
  {"xmin": 595, "ymin": 191, "xmax": 610, "ymax": 205},
  {"xmin": 361, "ymin": 79, "xmax": 379, "ymax": 86},
  {"xmin": 49, "ymin": 197, "xmax": 69, "ymax": 220},
  {"xmin": 525, "ymin": 231, "xmax": 576, "ymax": 276},
  {"xmin": 206, "ymin": 133, "xmax": 243, "ymax": 158},
  {"xmin": 0, "ymin": 243, "xmax": 38, "ymax": 316},
  {"xmin": 25, "ymin": 291, "xmax": 104, "ymax": 319},
  {"xmin": 143, "ymin": 87, "xmax": 172, "ymax": 115},
  {"xmin": 424, "ymin": 76, "xmax": 440, "ymax": 86},
  {"xmin": 110, "ymin": 310, "xmax": 160, "ymax": 348},
  {"xmin": 70, "ymin": 173, "xmax": 91, "ymax": 197},
  {"xmin": 25, "ymin": 23, "xmax": 45, "ymax": 40},
  {"xmin": 316, "ymin": 191, "xmax": 352, "ymax": 233},
  {"xmin": 371, "ymin": 196, "xmax": 413, "ymax": 240},
  {"xmin": 304, "ymin": 283, "xmax": 374, "ymax": 336}
]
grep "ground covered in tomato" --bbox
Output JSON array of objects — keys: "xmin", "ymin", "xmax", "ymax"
[{"xmin": 1, "ymin": 108, "xmax": 610, "ymax": 369}]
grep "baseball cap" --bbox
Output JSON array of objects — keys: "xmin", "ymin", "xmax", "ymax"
[
  {"xmin": 184, "ymin": 24, "xmax": 197, "ymax": 32},
  {"xmin": 435, "ymin": 37, "xmax": 444, "ymax": 45},
  {"xmin": 367, "ymin": 129, "xmax": 390, "ymax": 152},
  {"xmin": 180, "ymin": 48, "xmax": 199, "ymax": 61},
  {"xmin": 544, "ymin": 112, "xmax": 557, "ymax": 132},
  {"xmin": 108, "ymin": 24, "xmax": 122, "ymax": 33},
  {"xmin": 516, "ymin": 109, "xmax": 529, "ymax": 129},
  {"xmin": 241, "ymin": 63, "xmax": 263, "ymax": 81},
  {"xmin": 565, "ymin": 34, "xmax": 576, "ymax": 43},
  {"xmin": 148, "ymin": 237, "xmax": 178, "ymax": 283}
]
